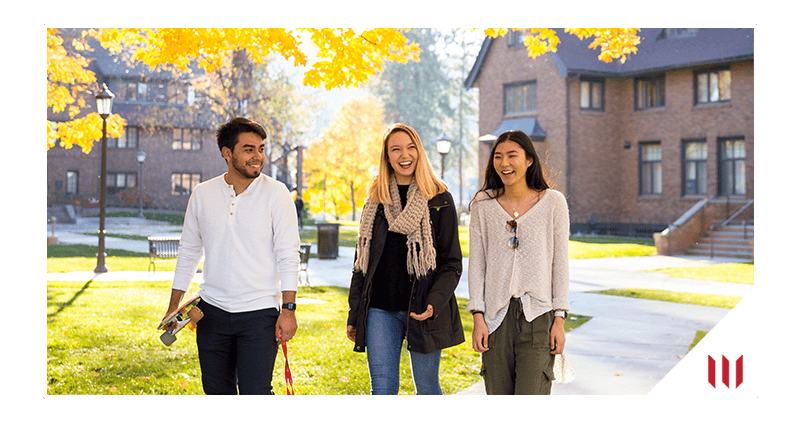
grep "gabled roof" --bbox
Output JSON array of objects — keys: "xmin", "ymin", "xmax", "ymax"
[
  {"xmin": 91, "ymin": 56, "xmax": 179, "ymax": 80},
  {"xmin": 465, "ymin": 28, "xmax": 754, "ymax": 88}
]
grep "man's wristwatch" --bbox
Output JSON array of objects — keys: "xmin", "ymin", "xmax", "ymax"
[
  {"xmin": 554, "ymin": 310, "xmax": 567, "ymax": 319},
  {"xmin": 282, "ymin": 302, "xmax": 297, "ymax": 311}
]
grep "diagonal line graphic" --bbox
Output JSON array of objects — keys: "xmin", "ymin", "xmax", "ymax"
[{"xmin": 662, "ymin": 288, "xmax": 800, "ymax": 421}]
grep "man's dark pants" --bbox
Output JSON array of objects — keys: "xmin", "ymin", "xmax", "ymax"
[{"xmin": 196, "ymin": 300, "xmax": 279, "ymax": 395}]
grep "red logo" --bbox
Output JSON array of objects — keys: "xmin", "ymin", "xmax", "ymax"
[{"xmin": 708, "ymin": 355, "xmax": 743, "ymax": 389}]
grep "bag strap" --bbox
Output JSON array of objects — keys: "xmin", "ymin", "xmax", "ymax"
[{"xmin": 281, "ymin": 337, "xmax": 295, "ymax": 395}]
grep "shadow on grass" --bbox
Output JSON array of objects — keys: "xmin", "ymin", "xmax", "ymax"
[{"xmin": 48, "ymin": 279, "xmax": 93, "ymax": 319}]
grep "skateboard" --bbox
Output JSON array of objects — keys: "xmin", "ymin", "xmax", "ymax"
[{"xmin": 158, "ymin": 295, "xmax": 203, "ymax": 346}]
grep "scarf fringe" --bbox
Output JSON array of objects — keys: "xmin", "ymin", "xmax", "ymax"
[{"xmin": 354, "ymin": 176, "xmax": 436, "ymax": 278}]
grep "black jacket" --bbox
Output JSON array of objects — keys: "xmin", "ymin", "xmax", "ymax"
[{"xmin": 347, "ymin": 191, "xmax": 465, "ymax": 354}]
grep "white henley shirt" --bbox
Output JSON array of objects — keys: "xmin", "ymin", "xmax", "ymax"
[{"xmin": 172, "ymin": 173, "xmax": 300, "ymax": 313}]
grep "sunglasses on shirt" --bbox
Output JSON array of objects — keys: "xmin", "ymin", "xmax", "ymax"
[{"xmin": 506, "ymin": 220, "xmax": 519, "ymax": 249}]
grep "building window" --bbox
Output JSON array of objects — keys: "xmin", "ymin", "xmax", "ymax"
[
  {"xmin": 172, "ymin": 173, "xmax": 201, "ymax": 196},
  {"xmin": 580, "ymin": 77, "xmax": 604, "ymax": 110},
  {"xmin": 682, "ymin": 140, "xmax": 707, "ymax": 196},
  {"xmin": 639, "ymin": 142, "xmax": 662, "ymax": 195},
  {"xmin": 635, "ymin": 75, "xmax": 665, "ymax": 110},
  {"xmin": 66, "ymin": 170, "xmax": 79, "ymax": 195},
  {"xmin": 507, "ymin": 29, "xmax": 529, "ymax": 48},
  {"xmin": 168, "ymin": 82, "xmax": 189, "ymax": 104},
  {"xmin": 696, "ymin": 67, "xmax": 731, "ymax": 104},
  {"xmin": 106, "ymin": 172, "xmax": 137, "ymax": 195},
  {"xmin": 125, "ymin": 82, "xmax": 137, "ymax": 101},
  {"xmin": 658, "ymin": 28, "xmax": 700, "ymax": 40},
  {"xmin": 108, "ymin": 126, "xmax": 139, "ymax": 149},
  {"xmin": 172, "ymin": 128, "xmax": 203, "ymax": 150},
  {"xmin": 504, "ymin": 81, "xmax": 537, "ymax": 116},
  {"xmin": 718, "ymin": 137, "xmax": 746, "ymax": 196},
  {"xmin": 151, "ymin": 82, "xmax": 167, "ymax": 103}
]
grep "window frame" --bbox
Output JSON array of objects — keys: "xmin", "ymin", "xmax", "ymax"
[
  {"xmin": 108, "ymin": 126, "xmax": 139, "ymax": 149},
  {"xmin": 639, "ymin": 141, "xmax": 663, "ymax": 196},
  {"xmin": 634, "ymin": 74, "xmax": 666, "ymax": 110},
  {"xmin": 172, "ymin": 128, "xmax": 203, "ymax": 151},
  {"xmin": 503, "ymin": 80, "xmax": 537, "ymax": 117},
  {"xmin": 171, "ymin": 172, "xmax": 202, "ymax": 196},
  {"xmin": 507, "ymin": 29, "xmax": 529, "ymax": 48},
  {"xmin": 106, "ymin": 172, "xmax": 137, "ymax": 195},
  {"xmin": 580, "ymin": 77, "xmax": 605, "ymax": 111},
  {"xmin": 681, "ymin": 139, "xmax": 708, "ymax": 196},
  {"xmin": 695, "ymin": 66, "xmax": 732, "ymax": 105},
  {"xmin": 66, "ymin": 170, "xmax": 79, "ymax": 196},
  {"xmin": 717, "ymin": 136, "xmax": 746, "ymax": 196}
]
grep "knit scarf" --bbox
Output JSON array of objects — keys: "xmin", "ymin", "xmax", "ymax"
[{"xmin": 355, "ymin": 175, "xmax": 437, "ymax": 279}]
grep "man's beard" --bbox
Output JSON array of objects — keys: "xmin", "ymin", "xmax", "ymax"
[{"xmin": 232, "ymin": 157, "xmax": 262, "ymax": 179}]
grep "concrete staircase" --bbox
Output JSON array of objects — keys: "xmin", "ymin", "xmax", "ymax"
[
  {"xmin": 47, "ymin": 204, "xmax": 77, "ymax": 224},
  {"xmin": 685, "ymin": 221, "xmax": 754, "ymax": 260}
]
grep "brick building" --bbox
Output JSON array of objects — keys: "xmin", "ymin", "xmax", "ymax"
[
  {"xmin": 48, "ymin": 37, "xmax": 230, "ymax": 213},
  {"xmin": 464, "ymin": 28, "xmax": 754, "ymax": 239}
]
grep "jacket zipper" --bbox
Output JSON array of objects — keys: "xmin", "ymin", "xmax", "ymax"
[{"xmin": 404, "ymin": 276, "xmax": 417, "ymax": 350}]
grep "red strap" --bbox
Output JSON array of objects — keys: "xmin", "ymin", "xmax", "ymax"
[{"xmin": 281, "ymin": 337, "xmax": 295, "ymax": 395}]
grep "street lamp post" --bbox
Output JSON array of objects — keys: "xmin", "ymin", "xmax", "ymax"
[
  {"xmin": 436, "ymin": 134, "xmax": 451, "ymax": 180},
  {"xmin": 137, "ymin": 150, "xmax": 146, "ymax": 218},
  {"xmin": 94, "ymin": 84, "xmax": 114, "ymax": 274}
]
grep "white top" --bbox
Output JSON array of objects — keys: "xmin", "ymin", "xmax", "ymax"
[
  {"xmin": 467, "ymin": 189, "xmax": 570, "ymax": 334},
  {"xmin": 172, "ymin": 173, "xmax": 300, "ymax": 313}
]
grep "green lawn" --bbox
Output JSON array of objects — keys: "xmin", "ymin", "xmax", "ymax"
[
  {"xmin": 47, "ymin": 282, "xmax": 590, "ymax": 395},
  {"xmin": 47, "ymin": 244, "xmax": 177, "ymax": 273},
  {"xmin": 588, "ymin": 288, "xmax": 742, "ymax": 309},
  {"xmin": 645, "ymin": 262, "xmax": 754, "ymax": 285},
  {"xmin": 568, "ymin": 236, "xmax": 655, "ymax": 259},
  {"xmin": 79, "ymin": 232, "xmax": 151, "ymax": 241},
  {"xmin": 689, "ymin": 331, "xmax": 708, "ymax": 352},
  {"xmin": 105, "ymin": 211, "xmax": 184, "ymax": 226},
  {"xmin": 51, "ymin": 226, "xmax": 656, "ymax": 272}
]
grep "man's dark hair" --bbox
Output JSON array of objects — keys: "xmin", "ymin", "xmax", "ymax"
[{"xmin": 216, "ymin": 117, "xmax": 267, "ymax": 152}]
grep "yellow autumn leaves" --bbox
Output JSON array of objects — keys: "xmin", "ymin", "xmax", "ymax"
[
  {"xmin": 48, "ymin": 28, "xmax": 640, "ymax": 154},
  {"xmin": 97, "ymin": 28, "xmax": 420, "ymax": 91},
  {"xmin": 484, "ymin": 28, "xmax": 640, "ymax": 63}
]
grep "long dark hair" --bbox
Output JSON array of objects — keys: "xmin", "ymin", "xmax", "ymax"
[{"xmin": 471, "ymin": 130, "xmax": 549, "ymax": 207}]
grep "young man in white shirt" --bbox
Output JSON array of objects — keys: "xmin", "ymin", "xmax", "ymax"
[{"xmin": 162, "ymin": 117, "xmax": 301, "ymax": 394}]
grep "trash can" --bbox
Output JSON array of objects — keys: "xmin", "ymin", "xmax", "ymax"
[{"xmin": 317, "ymin": 223, "xmax": 339, "ymax": 259}]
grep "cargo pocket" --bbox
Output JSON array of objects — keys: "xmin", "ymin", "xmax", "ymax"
[
  {"xmin": 529, "ymin": 311, "xmax": 553, "ymax": 349},
  {"xmin": 544, "ymin": 359, "xmax": 555, "ymax": 383}
]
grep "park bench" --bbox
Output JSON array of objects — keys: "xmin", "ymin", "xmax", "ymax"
[
  {"xmin": 147, "ymin": 236, "xmax": 182, "ymax": 273},
  {"xmin": 147, "ymin": 237, "xmax": 312, "ymax": 282}
]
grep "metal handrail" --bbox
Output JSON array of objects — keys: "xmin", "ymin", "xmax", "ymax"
[
  {"xmin": 709, "ymin": 199, "xmax": 754, "ymax": 257},
  {"xmin": 720, "ymin": 199, "xmax": 754, "ymax": 228}
]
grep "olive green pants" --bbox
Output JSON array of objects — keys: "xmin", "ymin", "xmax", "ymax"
[{"xmin": 481, "ymin": 299, "xmax": 555, "ymax": 395}]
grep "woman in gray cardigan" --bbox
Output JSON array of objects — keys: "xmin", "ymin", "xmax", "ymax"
[{"xmin": 467, "ymin": 130, "xmax": 570, "ymax": 395}]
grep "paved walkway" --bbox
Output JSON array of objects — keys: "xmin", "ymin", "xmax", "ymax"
[{"xmin": 47, "ymin": 217, "xmax": 753, "ymax": 394}]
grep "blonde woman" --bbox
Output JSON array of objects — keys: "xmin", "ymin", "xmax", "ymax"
[
  {"xmin": 468, "ymin": 130, "xmax": 570, "ymax": 395},
  {"xmin": 346, "ymin": 123, "xmax": 464, "ymax": 395}
]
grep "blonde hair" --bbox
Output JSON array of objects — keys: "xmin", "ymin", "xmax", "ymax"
[{"xmin": 367, "ymin": 123, "xmax": 447, "ymax": 204}]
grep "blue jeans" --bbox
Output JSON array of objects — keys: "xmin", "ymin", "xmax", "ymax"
[
  {"xmin": 366, "ymin": 307, "xmax": 443, "ymax": 395},
  {"xmin": 195, "ymin": 300, "xmax": 279, "ymax": 395}
]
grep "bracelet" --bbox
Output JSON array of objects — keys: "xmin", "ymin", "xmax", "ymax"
[{"xmin": 471, "ymin": 310, "xmax": 484, "ymax": 316}]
